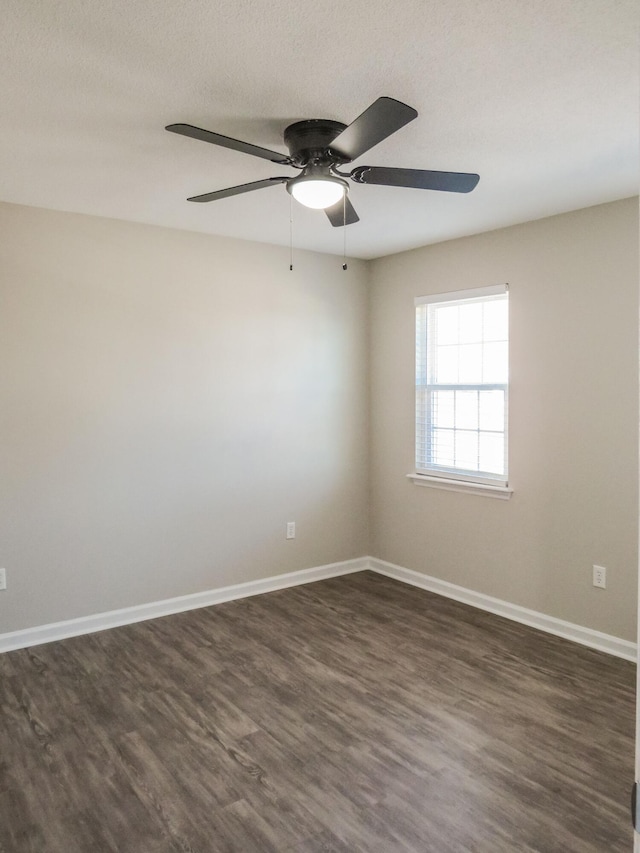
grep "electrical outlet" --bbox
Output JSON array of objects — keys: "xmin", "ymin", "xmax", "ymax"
[
  {"xmin": 0, "ymin": 568, "xmax": 6, "ymax": 591},
  {"xmin": 593, "ymin": 565, "xmax": 606, "ymax": 589},
  {"xmin": 286, "ymin": 521, "xmax": 296, "ymax": 540}
]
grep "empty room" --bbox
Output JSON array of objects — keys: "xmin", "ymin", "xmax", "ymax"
[{"xmin": 1, "ymin": 1, "xmax": 639, "ymax": 851}]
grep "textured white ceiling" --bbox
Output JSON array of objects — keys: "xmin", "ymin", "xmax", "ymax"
[{"xmin": 1, "ymin": 0, "xmax": 638, "ymax": 259}]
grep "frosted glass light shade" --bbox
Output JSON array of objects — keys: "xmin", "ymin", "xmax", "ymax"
[{"xmin": 290, "ymin": 178, "xmax": 346, "ymax": 210}]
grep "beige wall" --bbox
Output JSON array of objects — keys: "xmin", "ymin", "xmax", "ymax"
[
  {"xmin": 2, "ymin": 197, "xmax": 638, "ymax": 643},
  {"xmin": 0, "ymin": 202, "xmax": 369, "ymax": 633},
  {"xmin": 369, "ymin": 198, "xmax": 639, "ymax": 641}
]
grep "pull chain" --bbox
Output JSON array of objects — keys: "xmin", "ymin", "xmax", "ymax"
[
  {"xmin": 342, "ymin": 194, "xmax": 348, "ymax": 271},
  {"xmin": 289, "ymin": 194, "xmax": 294, "ymax": 271}
]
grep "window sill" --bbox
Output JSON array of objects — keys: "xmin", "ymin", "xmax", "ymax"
[{"xmin": 407, "ymin": 473, "xmax": 513, "ymax": 500}]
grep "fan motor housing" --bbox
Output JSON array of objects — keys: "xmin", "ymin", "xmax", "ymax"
[{"xmin": 284, "ymin": 119, "xmax": 347, "ymax": 167}]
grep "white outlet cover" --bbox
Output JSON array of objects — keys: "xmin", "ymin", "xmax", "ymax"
[
  {"xmin": 0, "ymin": 568, "xmax": 6, "ymax": 590},
  {"xmin": 593, "ymin": 565, "xmax": 606, "ymax": 588}
]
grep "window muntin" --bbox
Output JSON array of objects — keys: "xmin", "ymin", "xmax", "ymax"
[{"xmin": 415, "ymin": 286, "xmax": 509, "ymax": 485}]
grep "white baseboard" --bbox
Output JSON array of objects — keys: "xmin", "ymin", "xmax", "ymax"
[
  {"xmin": 2, "ymin": 555, "xmax": 636, "ymax": 663},
  {"xmin": 367, "ymin": 557, "xmax": 637, "ymax": 662},
  {"xmin": 0, "ymin": 557, "xmax": 367, "ymax": 654}
]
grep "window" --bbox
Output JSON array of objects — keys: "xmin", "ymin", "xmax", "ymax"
[{"xmin": 415, "ymin": 285, "xmax": 509, "ymax": 488}]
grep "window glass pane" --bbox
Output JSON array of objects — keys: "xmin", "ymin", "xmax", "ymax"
[
  {"xmin": 458, "ymin": 302, "xmax": 483, "ymax": 343},
  {"xmin": 435, "ymin": 345, "xmax": 458, "ymax": 383},
  {"xmin": 482, "ymin": 341, "xmax": 508, "ymax": 383},
  {"xmin": 455, "ymin": 430, "xmax": 478, "ymax": 471},
  {"xmin": 458, "ymin": 344, "xmax": 482, "ymax": 383},
  {"xmin": 435, "ymin": 305, "xmax": 458, "ymax": 345},
  {"xmin": 433, "ymin": 428, "xmax": 454, "ymax": 467},
  {"xmin": 416, "ymin": 305, "xmax": 428, "ymax": 384},
  {"xmin": 454, "ymin": 390, "xmax": 478, "ymax": 430},
  {"xmin": 416, "ymin": 347, "xmax": 427, "ymax": 384},
  {"xmin": 478, "ymin": 390, "xmax": 504, "ymax": 432},
  {"xmin": 416, "ymin": 390, "xmax": 428, "ymax": 433},
  {"xmin": 432, "ymin": 390, "xmax": 454, "ymax": 428},
  {"xmin": 417, "ymin": 288, "xmax": 508, "ymax": 484},
  {"xmin": 483, "ymin": 299, "xmax": 508, "ymax": 342},
  {"xmin": 479, "ymin": 432, "xmax": 504, "ymax": 475}
]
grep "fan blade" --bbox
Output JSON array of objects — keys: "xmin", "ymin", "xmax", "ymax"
[
  {"xmin": 351, "ymin": 166, "xmax": 480, "ymax": 193},
  {"xmin": 330, "ymin": 97, "xmax": 417, "ymax": 161},
  {"xmin": 166, "ymin": 123, "xmax": 292, "ymax": 165},
  {"xmin": 325, "ymin": 196, "xmax": 360, "ymax": 227},
  {"xmin": 188, "ymin": 177, "xmax": 289, "ymax": 203}
]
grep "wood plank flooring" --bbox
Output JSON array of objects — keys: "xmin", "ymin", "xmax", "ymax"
[{"xmin": 0, "ymin": 571, "xmax": 635, "ymax": 852}]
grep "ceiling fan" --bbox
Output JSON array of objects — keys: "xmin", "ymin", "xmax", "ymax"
[{"xmin": 166, "ymin": 97, "xmax": 479, "ymax": 227}]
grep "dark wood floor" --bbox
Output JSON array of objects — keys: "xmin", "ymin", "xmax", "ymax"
[{"xmin": 0, "ymin": 571, "xmax": 635, "ymax": 852}]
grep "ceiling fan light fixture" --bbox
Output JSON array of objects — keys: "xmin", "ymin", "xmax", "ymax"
[
  {"xmin": 168, "ymin": 98, "xmax": 480, "ymax": 229},
  {"xmin": 288, "ymin": 175, "xmax": 347, "ymax": 210}
]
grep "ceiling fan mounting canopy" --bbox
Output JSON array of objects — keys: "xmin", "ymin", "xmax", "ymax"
[
  {"xmin": 283, "ymin": 119, "xmax": 348, "ymax": 168},
  {"xmin": 166, "ymin": 97, "xmax": 480, "ymax": 226}
]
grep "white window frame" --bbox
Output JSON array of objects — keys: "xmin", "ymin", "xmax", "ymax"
[{"xmin": 412, "ymin": 284, "xmax": 511, "ymax": 497}]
